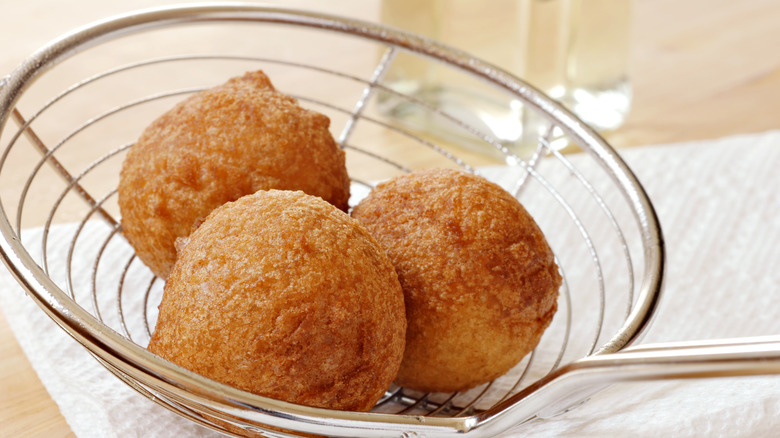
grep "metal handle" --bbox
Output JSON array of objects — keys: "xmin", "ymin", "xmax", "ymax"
[
  {"xmin": 475, "ymin": 335, "xmax": 780, "ymax": 436},
  {"xmin": 582, "ymin": 335, "xmax": 780, "ymax": 379}
]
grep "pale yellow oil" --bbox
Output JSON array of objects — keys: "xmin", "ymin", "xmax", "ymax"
[{"xmin": 378, "ymin": 0, "xmax": 632, "ymax": 149}]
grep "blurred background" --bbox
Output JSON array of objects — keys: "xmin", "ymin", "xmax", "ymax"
[
  {"xmin": 1, "ymin": 1, "xmax": 779, "ymax": 436},
  {"xmin": 1, "ymin": 0, "xmax": 778, "ymax": 150}
]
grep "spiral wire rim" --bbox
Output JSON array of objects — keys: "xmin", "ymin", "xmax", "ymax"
[{"xmin": 0, "ymin": 4, "xmax": 663, "ymax": 436}]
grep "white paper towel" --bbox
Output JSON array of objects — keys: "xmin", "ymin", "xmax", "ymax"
[
  {"xmin": 1, "ymin": 130, "xmax": 779, "ymax": 437},
  {"xmin": 510, "ymin": 130, "xmax": 780, "ymax": 437}
]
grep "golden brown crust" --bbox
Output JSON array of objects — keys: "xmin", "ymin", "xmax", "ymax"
[
  {"xmin": 118, "ymin": 70, "xmax": 350, "ymax": 278},
  {"xmin": 148, "ymin": 190, "xmax": 405, "ymax": 412},
  {"xmin": 351, "ymin": 168, "xmax": 561, "ymax": 393}
]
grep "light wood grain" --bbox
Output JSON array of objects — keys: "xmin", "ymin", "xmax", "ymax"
[
  {"xmin": 610, "ymin": 0, "xmax": 780, "ymax": 147},
  {"xmin": 1, "ymin": 0, "xmax": 779, "ymax": 436},
  {"xmin": 0, "ymin": 313, "xmax": 73, "ymax": 437}
]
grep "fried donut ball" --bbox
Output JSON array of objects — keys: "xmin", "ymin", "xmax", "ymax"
[
  {"xmin": 351, "ymin": 168, "xmax": 561, "ymax": 393},
  {"xmin": 118, "ymin": 70, "xmax": 350, "ymax": 279},
  {"xmin": 148, "ymin": 190, "xmax": 406, "ymax": 412}
]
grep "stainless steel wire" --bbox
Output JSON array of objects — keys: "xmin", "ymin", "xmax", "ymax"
[{"xmin": 0, "ymin": 4, "xmax": 669, "ymax": 437}]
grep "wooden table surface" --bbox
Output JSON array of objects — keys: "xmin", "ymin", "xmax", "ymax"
[{"xmin": 1, "ymin": 0, "xmax": 779, "ymax": 436}]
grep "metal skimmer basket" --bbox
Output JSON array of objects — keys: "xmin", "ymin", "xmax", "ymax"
[{"xmin": 2, "ymin": 4, "xmax": 774, "ymax": 438}]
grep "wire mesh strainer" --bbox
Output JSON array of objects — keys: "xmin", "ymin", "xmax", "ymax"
[{"xmin": 0, "ymin": 4, "xmax": 778, "ymax": 438}]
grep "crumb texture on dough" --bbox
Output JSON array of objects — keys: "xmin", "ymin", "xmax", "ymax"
[
  {"xmin": 352, "ymin": 168, "xmax": 561, "ymax": 393},
  {"xmin": 118, "ymin": 70, "xmax": 350, "ymax": 279},
  {"xmin": 148, "ymin": 190, "xmax": 405, "ymax": 412}
]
